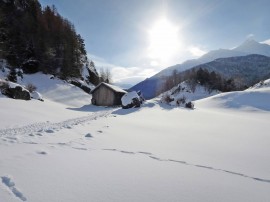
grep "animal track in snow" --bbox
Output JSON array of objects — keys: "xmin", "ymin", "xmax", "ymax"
[
  {"xmin": 23, "ymin": 141, "xmax": 38, "ymax": 145},
  {"xmin": 72, "ymin": 147, "xmax": 88, "ymax": 151},
  {"xmin": 45, "ymin": 129, "xmax": 54, "ymax": 133},
  {"xmin": 103, "ymin": 149, "xmax": 117, "ymax": 151},
  {"xmin": 85, "ymin": 133, "xmax": 93, "ymax": 138},
  {"xmin": 120, "ymin": 150, "xmax": 135, "ymax": 154},
  {"xmin": 1, "ymin": 176, "xmax": 27, "ymax": 201},
  {"xmin": 36, "ymin": 151, "xmax": 48, "ymax": 155},
  {"xmin": 138, "ymin": 151, "xmax": 152, "ymax": 155},
  {"xmin": 103, "ymin": 148, "xmax": 270, "ymax": 184}
]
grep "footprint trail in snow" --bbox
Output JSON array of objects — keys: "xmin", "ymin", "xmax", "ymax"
[{"xmin": 103, "ymin": 148, "xmax": 270, "ymax": 184}]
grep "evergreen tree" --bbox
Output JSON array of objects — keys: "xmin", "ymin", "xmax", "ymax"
[{"xmin": 0, "ymin": 0, "xmax": 89, "ymax": 80}]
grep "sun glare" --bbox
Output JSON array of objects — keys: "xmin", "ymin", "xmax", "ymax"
[{"xmin": 148, "ymin": 17, "xmax": 180, "ymax": 65}]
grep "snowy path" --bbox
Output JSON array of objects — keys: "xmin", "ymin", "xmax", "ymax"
[{"xmin": 0, "ymin": 110, "xmax": 112, "ymax": 137}]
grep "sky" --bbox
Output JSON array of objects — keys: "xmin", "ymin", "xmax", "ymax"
[{"xmin": 39, "ymin": 0, "xmax": 270, "ymax": 87}]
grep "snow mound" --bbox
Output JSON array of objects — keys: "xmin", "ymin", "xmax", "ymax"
[
  {"xmin": 160, "ymin": 81, "xmax": 219, "ymax": 106},
  {"xmin": 196, "ymin": 86, "xmax": 270, "ymax": 112},
  {"xmin": 121, "ymin": 91, "xmax": 139, "ymax": 106},
  {"xmin": 31, "ymin": 91, "xmax": 43, "ymax": 101}
]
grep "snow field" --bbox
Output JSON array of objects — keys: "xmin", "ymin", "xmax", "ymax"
[{"xmin": 0, "ymin": 74, "xmax": 270, "ymax": 202}]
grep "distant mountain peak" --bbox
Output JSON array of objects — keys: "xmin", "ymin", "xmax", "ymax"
[
  {"xmin": 236, "ymin": 38, "xmax": 259, "ymax": 47},
  {"xmin": 233, "ymin": 38, "xmax": 270, "ymax": 55}
]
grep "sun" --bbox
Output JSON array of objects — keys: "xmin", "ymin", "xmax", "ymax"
[{"xmin": 148, "ymin": 17, "xmax": 180, "ymax": 65}]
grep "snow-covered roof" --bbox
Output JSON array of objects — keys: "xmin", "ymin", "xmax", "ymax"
[{"xmin": 91, "ymin": 82, "xmax": 127, "ymax": 94}]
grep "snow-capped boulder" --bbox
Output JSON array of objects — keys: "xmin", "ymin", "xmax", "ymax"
[
  {"xmin": 6, "ymin": 82, "xmax": 31, "ymax": 100},
  {"xmin": 31, "ymin": 91, "xmax": 44, "ymax": 101},
  {"xmin": 121, "ymin": 91, "xmax": 141, "ymax": 109}
]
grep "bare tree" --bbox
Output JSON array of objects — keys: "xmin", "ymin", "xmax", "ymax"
[
  {"xmin": 105, "ymin": 68, "xmax": 112, "ymax": 83},
  {"xmin": 99, "ymin": 67, "xmax": 112, "ymax": 84}
]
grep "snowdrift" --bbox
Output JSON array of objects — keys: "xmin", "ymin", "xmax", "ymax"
[{"xmin": 196, "ymin": 81, "xmax": 270, "ymax": 112}]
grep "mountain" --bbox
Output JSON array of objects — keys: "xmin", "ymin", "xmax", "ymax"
[
  {"xmin": 190, "ymin": 54, "xmax": 270, "ymax": 86},
  {"xmin": 130, "ymin": 39, "xmax": 270, "ymax": 99}
]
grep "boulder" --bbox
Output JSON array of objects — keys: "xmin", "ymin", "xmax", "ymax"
[
  {"xmin": 185, "ymin": 102, "xmax": 194, "ymax": 109},
  {"xmin": 121, "ymin": 91, "xmax": 141, "ymax": 109},
  {"xmin": 6, "ymin": 85, "xmax": 31, "ymax": 100}
]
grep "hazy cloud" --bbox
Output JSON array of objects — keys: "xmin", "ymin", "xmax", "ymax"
[{"xmin": 88, "ymin": 53, "xmax": 158, "ymax": 88}]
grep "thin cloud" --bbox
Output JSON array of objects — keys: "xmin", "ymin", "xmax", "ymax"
[
  {"xmin": 188, "ymin": 46, "xmax": 207, "ymax": 57},
  {"xmin": 260, "ymin": 39, "xmax": 270, "ymax": 45},
  {"xmin": 246, "ymin": 33, "xmax": 255, "ymax": 39}
]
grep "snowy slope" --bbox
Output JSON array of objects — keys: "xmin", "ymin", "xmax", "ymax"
[
  {"xmin": 1, "ymin": 78, "xmax": 270, "ymax": 201},
  {"xmin": 15, "ymin": 73, "xmax": 92, "ymax": 107},
  {"xmin": 196, "ymin": 79, "xmax": 270, "ymax": 112},
  {"xmin": 248, "ymin": 78, "xmax": 270, "ymax": 90}
]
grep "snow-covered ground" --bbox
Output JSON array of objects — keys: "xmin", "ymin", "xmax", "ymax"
[{"xmin": 0, "ymin": 75, "xmax": 270, "ymax": 202}]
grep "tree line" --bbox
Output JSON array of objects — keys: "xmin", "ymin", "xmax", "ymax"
[
  {"xmin": 0, "ymin": 0, "xmax": 87, "ymax": 79},
  {"xmin": 158, "ymin": 68, "xmax": 243, "ymax": 95}
]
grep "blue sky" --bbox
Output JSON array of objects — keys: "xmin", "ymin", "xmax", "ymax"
[{"xmin": 40, "ymin": 0, "xmax": 270, "ymax": 86}]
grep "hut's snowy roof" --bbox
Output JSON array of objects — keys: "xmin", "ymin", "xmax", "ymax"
[{"xmin": 91, "ymin": 82, "xmax": 127, "ymax": 94}]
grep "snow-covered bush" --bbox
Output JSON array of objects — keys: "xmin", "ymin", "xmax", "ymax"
[
  {"xmin": 161, "ymin": 93, "xmax": 174, "ymax": 104},
  {"xmin": 176, "ymin": 96, "xmax": 186, "ymax": 106},
  {"xmin": 185, "ymin": 102, "xmax": 194, "ymax": 109},
  {"xmin": 121, "ymin": 91, "xmax": 141, "ymax": 109}
]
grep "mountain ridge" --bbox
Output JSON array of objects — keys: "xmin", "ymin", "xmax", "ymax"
[{"xmin": 130, "ymin": 39, "xmax": 270, "ymax": 99}]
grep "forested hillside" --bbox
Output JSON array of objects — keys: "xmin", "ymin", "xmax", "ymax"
[{"xmin": 0, "ymin": 0, "xmax": 88, "ymax": 79}]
